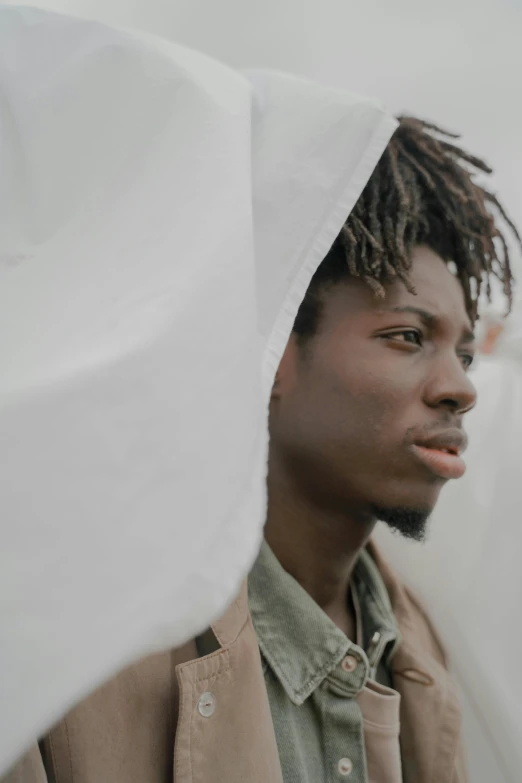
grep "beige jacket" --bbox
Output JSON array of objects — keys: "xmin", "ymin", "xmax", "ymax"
[{"xmin": 3, "ymin": 546, "xmax": 467, "ymax": 783}]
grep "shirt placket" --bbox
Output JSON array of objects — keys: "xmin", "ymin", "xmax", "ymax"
[{"xmin": 321, "ymin": 644, "xmax": 370, "ymax": 782}]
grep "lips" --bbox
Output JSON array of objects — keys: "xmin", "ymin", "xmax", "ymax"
[{"xmin": 410, "ymin": 429, "xmax": 468, "ymax": 480}]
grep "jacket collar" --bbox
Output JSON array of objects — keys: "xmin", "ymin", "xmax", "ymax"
[
  {"xmin": 211, "ymin": 578, "xmax": 250, "ymax": 648},
  {"xmin": 367, "ymin": 541, "xmax": 463, "ymax": 783}
]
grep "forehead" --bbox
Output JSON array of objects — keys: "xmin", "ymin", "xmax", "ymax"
[{"xmin": 320, "ymin": 245, "xmax": 473, "ymax": 335}]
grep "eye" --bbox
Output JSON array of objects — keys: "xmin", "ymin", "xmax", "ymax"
[
  {"xmin": 383, "ymin": 329, "xmax": 423, "ymax": 347},
  {"xmin": 460, "ymin": 353, "xmax": 475, "ymax": 370}
]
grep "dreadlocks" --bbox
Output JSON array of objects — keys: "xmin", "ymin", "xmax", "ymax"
[{"xmin": 293, "ymin": 116, "xmax": 519, "ymax": 339}]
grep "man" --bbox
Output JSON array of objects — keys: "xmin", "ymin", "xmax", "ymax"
[{"xmin": 4, "ymin": 118, "xmax": 518, "ymax": 783}]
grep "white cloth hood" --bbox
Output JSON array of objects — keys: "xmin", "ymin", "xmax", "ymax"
[{"xmin": 0, "ymin": 5, "xmax": 396, "ymax": 773}]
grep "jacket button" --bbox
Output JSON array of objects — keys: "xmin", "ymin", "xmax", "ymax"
[{"xmin": 197, "ymin": 691, "xmax": 216, "ymax": 718}]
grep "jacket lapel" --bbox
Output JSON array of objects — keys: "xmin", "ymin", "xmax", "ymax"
[
  {"xmin": 368, "ymin": 544, "xmax": 464, "ymax": 783},
  {"xmin": 173, "ymin": 581, "xmax": 283, "ymax": 783}
]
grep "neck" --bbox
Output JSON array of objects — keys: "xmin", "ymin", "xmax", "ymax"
[{"xmin": 264, "ymin": 461, "xmax": 377, "ymax": 635}]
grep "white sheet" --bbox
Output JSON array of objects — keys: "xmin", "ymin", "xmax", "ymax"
[{"xmin": 0, "ymin": 6, "xmax": 396, "ymax": 773}]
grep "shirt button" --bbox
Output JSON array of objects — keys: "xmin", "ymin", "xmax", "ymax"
[
  {"xmin": 338, "ymin": 757, "xmax": 353, "ymax": 776},
  {"xmin": 197, "ymin": 691, "xmax": 216, "ymax": 718},
  {"xmin": 341, "ymin": 655, "xmax": 358, "ymax": 673}
]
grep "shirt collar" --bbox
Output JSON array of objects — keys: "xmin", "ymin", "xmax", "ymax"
[
  {"xmin": 248, "ymin": 540, "xmax": 398, "ymax": 705},
  {"xmin": 248, "ymin": 541, "xmax": 398, "ymax": 704},
  {"xmin": 248, "ymin": 541, "xmax": 349, "ymax": 704}
]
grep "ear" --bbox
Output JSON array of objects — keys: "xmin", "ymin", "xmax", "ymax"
[{"xmin": 270, "ymin": 333, "xmax": 299, "ymax": 402}]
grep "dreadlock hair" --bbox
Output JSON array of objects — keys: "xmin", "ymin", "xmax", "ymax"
[{"xmin": 293, "ymin": 116, "xmax": 520, "ymax": 341}]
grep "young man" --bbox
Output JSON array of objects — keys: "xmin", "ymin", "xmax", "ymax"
[{"xmin": 4, "ymin": 119, "xmax": 518, "ymax": 783}]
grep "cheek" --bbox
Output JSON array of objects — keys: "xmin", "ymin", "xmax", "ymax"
[
  {"xmin": 289, "ymin": 370, "xmax": 395, "ymax": 457},
  {"xmin": 279, "ymin": 342, "xmax": 425, "ymax": 458},
  {"xmin": 328, "ymin": 359, "xmax": 414, "ymax": 434}
]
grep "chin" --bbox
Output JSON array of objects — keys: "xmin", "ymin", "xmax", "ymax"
[{"xmin": 371, "ymin": 504, "xmax": 432, "ymax": 542}]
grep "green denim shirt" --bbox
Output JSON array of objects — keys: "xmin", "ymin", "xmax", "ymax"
[{"xmin": 248, "ymin": 540, "xmax": 400, "ymax": 783}]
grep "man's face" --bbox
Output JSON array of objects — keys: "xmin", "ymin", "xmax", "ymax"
[{"xmin": 269, "ymin": 245, "xmax": 477, "ymax": 537}]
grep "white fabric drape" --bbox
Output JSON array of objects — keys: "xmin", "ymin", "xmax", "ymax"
[{"xmin": 0, "ymin": 6, "xmax": 396, "ymax": 773}]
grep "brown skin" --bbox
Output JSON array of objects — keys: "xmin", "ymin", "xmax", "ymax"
[{"xmin": 265, "ymin": 245, "xmax": 477, "ymax": 637}]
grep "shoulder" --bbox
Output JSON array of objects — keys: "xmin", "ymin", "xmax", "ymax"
[{"xmin": 7, "ymin": 640, "xmax": 199, "ymax": 783}]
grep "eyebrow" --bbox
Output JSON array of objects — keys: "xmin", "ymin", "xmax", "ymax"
[{"xmin": 380, "ymin": 305, "xmax": 476, "ymax": 344}]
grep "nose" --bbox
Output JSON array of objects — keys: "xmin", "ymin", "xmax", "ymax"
[{"xmin": 424, "ymin": 354, "xmax": 477, "ymax": 415}]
